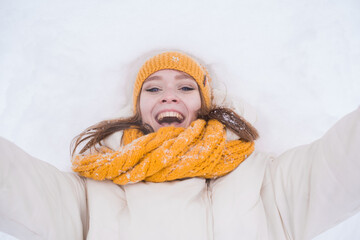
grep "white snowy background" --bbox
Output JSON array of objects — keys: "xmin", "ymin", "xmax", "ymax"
[{"xmin": 0, "ymin": 0, "xmax": 359, "ymax": 239}]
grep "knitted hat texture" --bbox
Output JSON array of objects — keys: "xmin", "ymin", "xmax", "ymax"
[{"xmin": 133, "ymin": 51, "xmax": 212, "ymax": 111}]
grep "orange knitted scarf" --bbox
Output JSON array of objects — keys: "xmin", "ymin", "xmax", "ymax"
[{"xmin": 72, "ymin": 119, "xmax": 254, "ymax": 185}]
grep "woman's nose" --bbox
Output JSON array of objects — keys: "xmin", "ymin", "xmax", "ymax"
[
  {"xmin": 161, "ymin": 92, "xmax": 179, "ymax": 103},
  {"xmin": 162, "ymin": 98, "xmax": 178, "ymax": 103}
]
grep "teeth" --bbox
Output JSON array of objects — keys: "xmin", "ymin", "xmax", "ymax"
[{"xmin": 157, "ymin": 111, "xmax": 184, "ymax": 121}]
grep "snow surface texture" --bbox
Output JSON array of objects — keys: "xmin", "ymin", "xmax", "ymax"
[{"xmin": 0, "ymin": 0, "xmax": 359, "ymax": 239}]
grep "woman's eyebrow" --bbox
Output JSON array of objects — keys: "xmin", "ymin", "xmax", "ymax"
[
  {"xmin": 145, "ymin": 75, "xmax": 162, "ymax": 82},
  {"xmin": 175, "ymin": 73, "xmax": 192, "ymax": 80}
]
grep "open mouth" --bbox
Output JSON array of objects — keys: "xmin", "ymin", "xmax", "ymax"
[{"xmin": 156, "ymin": 111, "xmax": 184, "ymax": 125}]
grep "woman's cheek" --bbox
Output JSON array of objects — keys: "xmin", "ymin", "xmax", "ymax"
[{"xmin": 190, "ymin": 93, "xmax": 202, "ymax": 111}]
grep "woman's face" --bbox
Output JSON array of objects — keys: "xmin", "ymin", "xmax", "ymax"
[{"xmin": 139, "ymin": 69, "xmax": 202, "ymax": 132}]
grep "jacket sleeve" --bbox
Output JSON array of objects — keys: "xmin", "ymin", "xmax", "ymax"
[
  {"xmin": 0, "ymin": 137, "xmax": 87, "ymax": 240},
  {"xmin": 270, "ymin": 108, "xmax": 360, "ymax": 239}
]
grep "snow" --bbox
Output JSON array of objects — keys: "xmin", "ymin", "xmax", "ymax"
[{"xmin": 0, "ymin": 0, "xmax": 359, "ymax": 239}]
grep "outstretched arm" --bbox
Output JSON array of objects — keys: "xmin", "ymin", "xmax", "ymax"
[
  {"xmin": 271, "ymin": 108, "xmax": 360, "ymax": 239},
  {"xmin": 0, "ymin": 137, "xmax": 87, "ymax": 239}
]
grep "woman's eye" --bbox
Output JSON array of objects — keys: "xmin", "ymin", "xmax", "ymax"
[
  {"xmin": 146, "ymin": 87, "xmax": 160, "ymax": 92},
  {"xmin": 180, "ymin": 86, "xmax": 195, "ymax": 91}
]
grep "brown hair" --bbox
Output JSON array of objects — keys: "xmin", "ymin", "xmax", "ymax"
[{"xmin": 71, "ymin": 98, "xmax": 259, "ymax": 156}]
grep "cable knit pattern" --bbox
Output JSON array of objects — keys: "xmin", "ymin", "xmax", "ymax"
[{"xmin": 72, "ymin": 119, "xmax": 254, "ymax": 185}]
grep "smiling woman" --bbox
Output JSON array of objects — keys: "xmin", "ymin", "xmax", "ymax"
[
  {"xmin": 70, "ymin": 51, "xmax": 258, "ymax": 185},
  {"xmin": 139, "ymin": 70, "xmax": 202, "ymax": 131},
  {"xmin": 1, "ymin": 51, "xmax": 360, "ymax": 240},
  {"xmin": 71, "ymin": 51, "xmax": 258, "ymax": 156}
]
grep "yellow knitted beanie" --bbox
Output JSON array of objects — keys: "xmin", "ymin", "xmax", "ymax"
[{"xmin": 133, "ymin": 51, "xmax": 212, "ymax": 111}]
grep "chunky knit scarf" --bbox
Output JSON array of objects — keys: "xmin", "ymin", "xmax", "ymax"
[{"xmin": 72, "ymin": 119, "xmax": 254, "ymax": 185}]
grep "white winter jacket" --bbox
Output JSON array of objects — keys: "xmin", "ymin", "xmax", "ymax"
[{"xmin": 1, "ymin": 108, "xmax": 360, "ymax": 240}]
